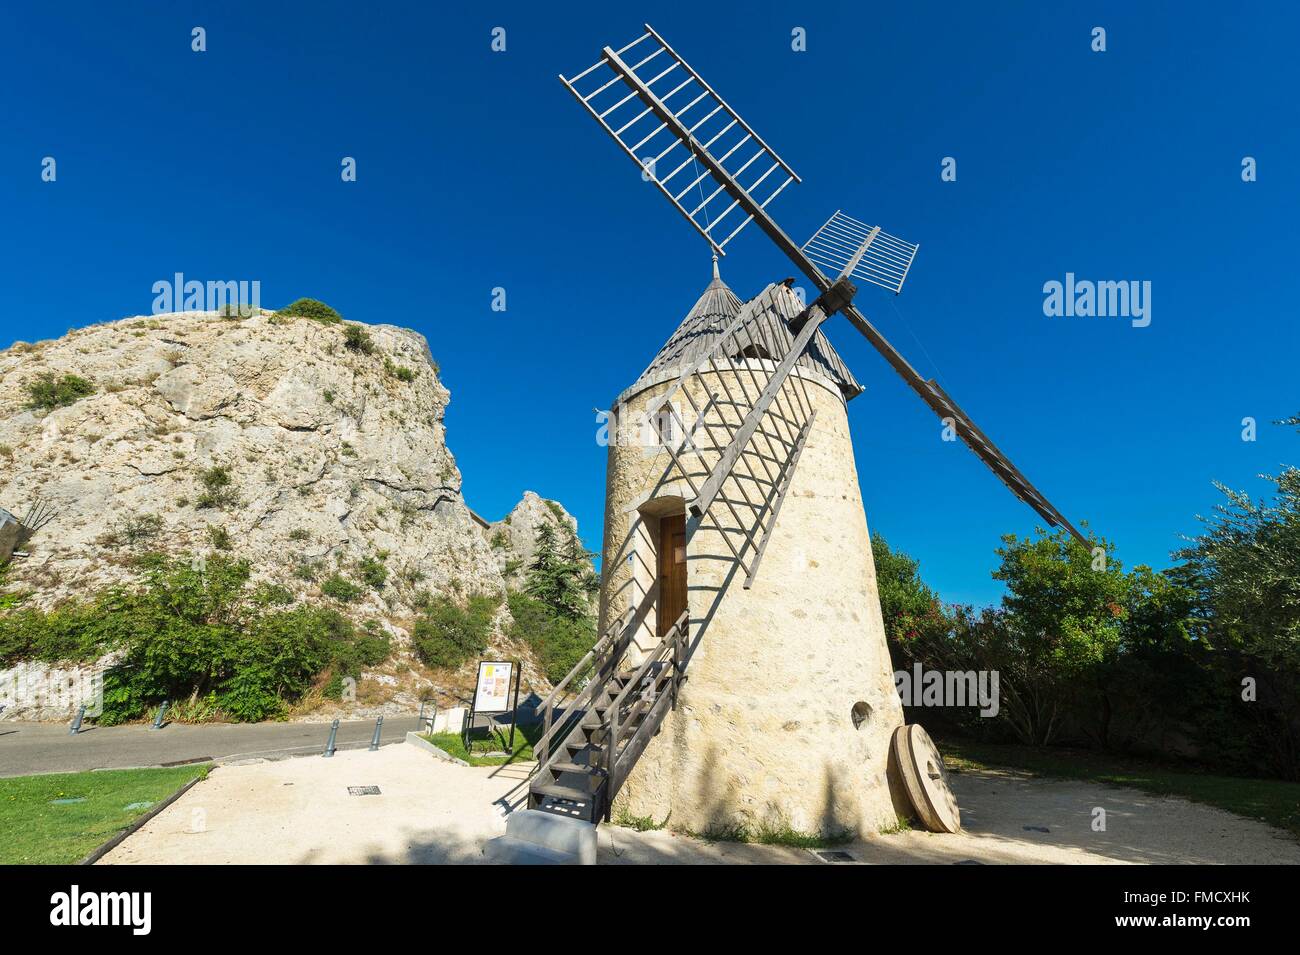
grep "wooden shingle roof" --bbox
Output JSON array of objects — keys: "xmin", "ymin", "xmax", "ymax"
[{"xmin": 622, "ymin": 272, "xmax": 863, "ymax": 403}]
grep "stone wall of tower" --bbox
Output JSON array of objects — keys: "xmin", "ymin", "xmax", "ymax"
[{"xmin": 597, "ymin": 365, "xmax": 907, "ymax": 837}]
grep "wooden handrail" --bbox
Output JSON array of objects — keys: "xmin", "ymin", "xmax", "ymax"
[
  {"xmin": 605, "ymin": 610, "xmax": 688, "ymax": 787},
  {"xmin": 535, "ymin": 608, "xmax": 632, "ymax": 766}
]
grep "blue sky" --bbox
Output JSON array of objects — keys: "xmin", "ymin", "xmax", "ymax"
[{"xmin": 2, "ymin": 2, "xmax": 1296, "ymax": 607}]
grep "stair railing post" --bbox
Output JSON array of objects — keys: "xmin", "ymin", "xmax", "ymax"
[
  {"xmin": 540, "ymin": 698, "xmax": 552, "ymax": 765},
  {"xmin": 607, "ymin": 698, "xmax": 619, "ymax": 803},
  {"xmin": 671, "ymin": 620, "xmax": 682, "ymax": 711}
]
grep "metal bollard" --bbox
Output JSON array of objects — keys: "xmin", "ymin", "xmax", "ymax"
[
  {"xmin": 69, "ymin": 704, "xmax": 86, "ymax": 736},
  {"xmin": 149, "ymin": 701, "xmax": 169, "ymax": 730},
  {"xmin": 323, "ymin": 718, "xmax": 340, "ymax": 757},
  {"xmin": 369, "ymin": 715, "xmax": 384, "ymax": 752}
]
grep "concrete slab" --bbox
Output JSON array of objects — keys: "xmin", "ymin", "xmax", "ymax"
[
  {"xmin": 100, "ymin": 743, "xmax": 529, "ymax": 864},
  {"xmin": 98, "ymin": 748, "xmax": 1300, "ymax": 865},
  {"xmin": 501, "ymin": 809, "xmax": 597, "ymax": 864}
]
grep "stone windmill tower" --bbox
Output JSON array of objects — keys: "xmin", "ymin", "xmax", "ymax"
[
  {"xmin": 521, "ymin": 25, "xmax": 1085, "ymax": 840},
  {"xmin": 594, "ymin": 260, "xmax": 905, "ymax": 835}
]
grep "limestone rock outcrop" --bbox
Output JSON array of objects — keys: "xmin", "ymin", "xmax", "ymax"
[
  {"xmin": 0, "ymin": 311, "xmax": 504, "ymax": 614},
  {"xmin": 486, "ymin": 490, "xmax": 580, "ymax": 586}
]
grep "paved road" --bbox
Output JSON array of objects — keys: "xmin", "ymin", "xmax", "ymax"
[{"xmin": 0, "ymin": 716, "xmax": 423, "ymax": 777}]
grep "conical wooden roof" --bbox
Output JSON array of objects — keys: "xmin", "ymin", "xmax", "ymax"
[{"xmin": 624, "ymin": 268, "xmax": 863, "ymax": 403}]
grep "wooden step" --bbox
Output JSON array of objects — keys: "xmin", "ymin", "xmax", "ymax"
[
  {"xmin": 531, "ymin": 781, "xmax": 600, "ymax": 804},
  {"xmin": 592, "ymin": 678, "xmax": 674, "ymax": 720},
  {"xmin": 547, "ymin": 760, "xmax": 607, "ymax": 777}
]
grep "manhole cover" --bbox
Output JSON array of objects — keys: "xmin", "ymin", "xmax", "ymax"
[
  {"xmin": 814, "ymin": 850, "xmax": 856, "ymax": 863},
  {"xmin": 1023, "ymin": 825, "xmax": 1050, "ymax": 833},
  {"xmin": 348, "ymin": 785, "xmax": 382, "ymax": 796},
  {"xmin": 50, "ymin": 797, "xmax": 87, "ymax": 805},
  {"xmin": 123, "ymin": 801, "xmax": 155, "ymax": 811}
]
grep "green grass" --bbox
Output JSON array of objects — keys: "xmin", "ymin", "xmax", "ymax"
[
  {"xmin": 614, "ymin": 806, "xmax": 671, "ymax": 832},
  {"xmin": 423, "ymin": 722, "xmax": 542, "ymax": 767},
  {"xmin": 681, "ymin": 816, "xmax": 853, "ymax": 849},
  {"xmin": 0, "ymin": 765, "xmax": 209, "ymax": 864},
  {"xmin": 878, "ymin": 815, "xmax": 913, "ymax": 835},
  {"xmin": 938, "ymin": 736, "xmax": 1300, "ymax": 839}
]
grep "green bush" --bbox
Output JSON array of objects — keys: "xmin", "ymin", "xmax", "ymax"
[
  {"xmin": 103, "ymin": 512, "xmax": 164, "ymax": 548},
  {"xmin": 506, "ymin": 592, "xmax": 596, "ymax": 684},
  {"xmin": 882, "ymin": 442, "xmax": 1300, "ymax": 781},
  {"xmin": 321, "ymin": 574, "xmax": 363, "ymax": 603},
  {"xmin": 411, "ymin": 595, "xmax": 499, "ymax": 669},
  {"xmin": 277, "ymin": 298, "xmax": 343, "ymax": 324},
  {"xmin": 343, "ymin": 323, "xmax": 374, "ymax": 355},
  {"xmin": 0, "ymin": 547, "xmax": 398, "ymax": 723},
  {"xmin": 0, "ymin": 564, "xmax": 20, "ymax": 614},
  {"xmin": 195, "ymin": 466, "xmax": 238, "ymax": 509},
  {"xmin": 24, "ymin": 372, "xmax": 95, "ymax": 410},
  {"xmin": 358, "ymin": 556, "xmax": 387, "ymax": 590},
  {"xmin": 384, "ymin": 358, "xmax": 415, "ymax": 382},
  {"xmin": 0, "ymin": 598, "xmax": 121, "ymax": 668},
  {"xmin": 333, "ymin": 619, "xmax": 391, "ymax": 680},
  {"xmin": 1, "ymin": 553, "xmax": 392, "ymax": 723}
]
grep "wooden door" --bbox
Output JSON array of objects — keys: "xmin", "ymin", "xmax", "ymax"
[{"xmin": 657, "ymin": 513, "xmax": 687, "ymax": 637}]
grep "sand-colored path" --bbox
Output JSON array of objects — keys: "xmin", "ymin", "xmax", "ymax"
[{"xmin": 100, "ymin": 743, "xmax": 1300, "ymax": 865}]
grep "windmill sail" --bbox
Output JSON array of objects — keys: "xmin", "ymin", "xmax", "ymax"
[
  {"xmin": 560, "ymin": 24, "xmax": 1087, "ymax": 546},
  {"xmin": 559, "ymin": 24, "xmax": 799, "ymax": 256},
  {"xmin": 803, "ymin": 210, "xmax": 919, "ymax": 295}
]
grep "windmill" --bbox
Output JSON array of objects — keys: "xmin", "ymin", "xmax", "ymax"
[{"xmin": 518, "ymin": 24, "xmax": 1085, "ymax": 845}]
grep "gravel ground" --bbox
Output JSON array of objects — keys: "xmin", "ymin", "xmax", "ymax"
[{"xmin": 100, "ymin": 744, "xmax": 1300, "ymax": 865}]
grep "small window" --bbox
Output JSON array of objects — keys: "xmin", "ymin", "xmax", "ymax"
[
  {"xmin": 654, "ymin": 404, "xmax": 680, "ymax": 448},
  {"xmin": 851, "ymin": 701, "xmax": 872, "ymax": 730}
]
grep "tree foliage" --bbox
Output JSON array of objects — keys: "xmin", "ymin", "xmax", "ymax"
[
  {"xmin": 0, "ymin": 554, "xmax": 389, "ymax": 723},
  {"xmin": 524, "ymin": 523, "xmax": 596, "ymax": 620},
  {"xmin": 512, "ymin": 520, "xmax": 598, "ymax": 684},
  {"xmin": 885, "ymin": 414, "xmax": 1300, "ymax": 777},
  {"xmin": 507, "ymin": 592, "xmax": 594, "ymax": 684},
  {"xmin": 411, "ymin": 594, "xmax": 498, "ymax": 670},
  {"xmin": 872, "ymin": 535, "xmax": 944, "ymax": 643}
]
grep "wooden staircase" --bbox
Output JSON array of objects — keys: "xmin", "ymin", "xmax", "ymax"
[{"xmin": 529, "ymin": 610, "xmax": 688, "ymax": 823}]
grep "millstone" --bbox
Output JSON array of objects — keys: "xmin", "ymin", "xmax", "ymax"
[{"xmin": 891, "ymin": 724, "xmax": 961, "ymax": 833}]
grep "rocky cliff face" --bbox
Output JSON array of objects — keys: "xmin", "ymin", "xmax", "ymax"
[
  {"xmin": 0, "ymin": 310, "xmax": 504, "ymax": 612},
  {"xmin": 488, "ymin": 490, "xmax": 581, "ymax": 586},
  {"xmin": 0, "ymin": 309, "xmax": 583, "ymax": 718}
]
